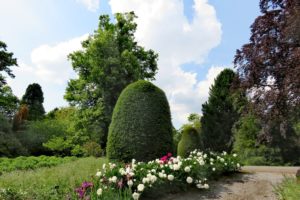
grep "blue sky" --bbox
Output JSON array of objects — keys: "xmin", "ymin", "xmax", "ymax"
[{"xmin": 0, "ymin": 0, "xmax": 260, "ymax": 127}]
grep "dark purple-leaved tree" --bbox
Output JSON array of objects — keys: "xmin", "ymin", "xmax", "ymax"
[{"xmin": 234, "ymin": 0, "xmax": 300, "ymax": 142}]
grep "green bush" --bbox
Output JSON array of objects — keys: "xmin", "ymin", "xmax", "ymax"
[
  {"xmin": 0, "ymin": 114, "xmax": 27, "ymax": 157},
  {"xmin": 0, "ymin": 156, "xmax": 77, "ymax": 173},
  {"xmin": 19, "ymin": 119, "xmax": 67, "ymax": 155},
  {"xmin": 177, "ymin": 125, "xmax": 200, "ymax": 158},
  {"xmin": 83, "ymin": 141, "xmax": 102, "ymax": 157},
  {"xmin": 107, "ymin": 80, "xmax": 173, "ymax": 162}
]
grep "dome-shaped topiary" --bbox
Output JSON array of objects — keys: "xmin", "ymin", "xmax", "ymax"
[
  {"xmin": 177, "ymin": 126, "xmax": 200, "ymax": 158},
  {"xmin": 106, "ymin": 80, "xmax": 173, "ymax": 162}
]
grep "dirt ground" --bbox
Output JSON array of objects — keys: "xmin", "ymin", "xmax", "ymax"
[{"xmin": 156, "ymin": 167, "xmax": 298, "ymax": 200}]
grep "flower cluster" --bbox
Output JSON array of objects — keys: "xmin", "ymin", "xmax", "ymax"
[{"xmin": 76, "ymin": 150, "xmax": 240, "ymax": 199}]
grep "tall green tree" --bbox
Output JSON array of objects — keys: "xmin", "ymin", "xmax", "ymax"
[
  {"xmin": 21, "ymin": 83, "xmax": 45, "ymax": 120},
  {"xmin": 201, "ymin": 69, "xmax": 239, "ymax": 152},
  {"xmin": 0, "ymin": 85, "xmax": 19, "ymax": 119},
  {"xmin": 65, "ymin": 12, "xmax": 158, "ymax": 148},
  {"xmin": 0, "ymin": 41, "xmax": 17, "ymax": 89}
]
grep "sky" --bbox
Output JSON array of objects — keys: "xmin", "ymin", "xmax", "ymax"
[{"xmin": 0, "ymin": 0, "xmax": 260, "ymax": 128}]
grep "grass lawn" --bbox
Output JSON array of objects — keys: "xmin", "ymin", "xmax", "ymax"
[
  {"xmin": 275, "ymin": 177, "xmax": 300, "ymax": 200},
  {"xmin": 0, "ymin": 157, "xmax": 107, "ymax": 200}
]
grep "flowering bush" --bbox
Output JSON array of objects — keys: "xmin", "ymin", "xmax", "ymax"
[{"xmin": 76, "ymin": 150, "xmax": 240, "ymax": 200}]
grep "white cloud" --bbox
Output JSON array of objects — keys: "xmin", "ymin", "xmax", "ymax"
[
  {"xmin": 109, "ymin": 0, "xmax": 222, "ymax": 127},
  {"xmin": 7, "ymin": 34, "xmax": 89, "ymax": 111},
  {"xmin": 31, "ymin": 34, "xmax": 88, "ymax": 84},
  {"xmin": 76, "ymin": 0, "xmax": 100, "ymax": 12}
]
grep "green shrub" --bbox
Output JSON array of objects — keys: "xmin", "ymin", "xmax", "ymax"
[
  {"xmin": 83, "ymin": 141, "xmax": 102, "ymax": 157},
  {"xmin": 177, "ymin": 125, "xmax": 200, "ymax": 158},
  {"xmin": 107, "ymin": 80, "xmax": 173, "ymax": 162},
  {"xmin": 19, "ymin": 119, "xmax": 67, "ymax": 155},
  {"xmin": 0, "ymin": 114, "xmax": 27, "ymax": 157}
]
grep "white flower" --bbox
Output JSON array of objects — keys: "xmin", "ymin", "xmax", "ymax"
[
  {"xmin": 167, "ymin": 174, "xmax": 174, "ymax": 181},
  {"xmin": 196, "ymin": 184, "xmax": 202, "ymax": 189},
  {"xmin": 220, "ymin": 158, "xmax": 225, "ymax": 162},
  {"xmin": 111, "ymin": 176, "xmax": 117, "ymax": 183},
  {"xmin": 233, "ymin": 153, "xmax": 237, "ymax": 157},
  {"xmin": 137, "ymin": 184, "xmax": 145, "ymax": 192},
  {"xmin": 212, "ymin": 168, "xmax": 216, "ymax": 171},
  {"xmin": 210, "ymin": 158, "xmax": 214, "ymax": 162},
  {"xmin": 150, "ymin": 175, "xmax": 157, "ymax": 183},
  {"xmin": 96, "ymin": 171, "xmax": 102, "ymax": 177},
  {"xmin": 237, "ymin": 163, "xmax": 240, "ymax": 168},
  {"xmin": 127, "ymin": 180, "xmax": 133, "ymax": 187},
  {"xmin": 142, "ymin": 177, "xmax": 149, "ymax": 184},
  {"xmin": 119, "ymin": 168, "xmax": 126, "ymax": 175},
  {"xmin": 225, "ymin": 163, "xmax": 227, "ymax": 166},
  {"xmin": 102, "ymin": 164, "xmax": 106, "ymax": 169},
  {"xmin": 184, "ymin": 166, "xmax": 191, "ymax": 172},
  {"xmin": 199, "ymin": 160, "xmax": 205, "ymax": 165},
  {"xmin": 204, "ymin": 184, "xmax": 209, "ymax": 189},
  {"xmin": 173, "ymin": 164, "xmax": 180, "ymax": 171},
  {"xmin": 96, "ymin": 188, "xmax": 102, "ymax": 196},
  {"xmin": 158, "ymin": 172, "xmax": 164, "ymax": 178},
  {"xmin": 186, "ymin": 177, "xmax": 193, "ymax": 184},
  {"xmin": 132, "ymin": 192, "xmax": 140, "ymax": 200}
]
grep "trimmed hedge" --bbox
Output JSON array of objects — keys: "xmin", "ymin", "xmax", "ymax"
[
  {"xmin": 177, "ymin": 126, "xmax": 200, "ymax": 158},
  {"xmin": 107, "ymin": 80, "xmax": 173, "ymax": 162}
]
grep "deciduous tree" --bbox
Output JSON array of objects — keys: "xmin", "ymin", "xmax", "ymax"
[{"xmin": 65, "ymin": 12, "xmax": 158, "ymax": 148}]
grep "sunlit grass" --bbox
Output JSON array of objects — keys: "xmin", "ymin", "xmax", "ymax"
[
  {"xmin": 275, "ymin": 176, "xmax": 300, "ymax": 200},
  {"xmin": 0, "ymin": 157, "xmax": 107, "ymax": 200}
]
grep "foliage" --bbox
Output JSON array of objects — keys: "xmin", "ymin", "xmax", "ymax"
[
  {"xmin": 201, "ymin": 69, "xmax": 239, "ymax": 152},
  {"xmin": 42, "ymin": 107, "xmax": 100, "ymax": 157},
  {"xmin": 79, "ymin": 150, "xmax": 240, "ymax": 200},
  {"xmin": 107, "ymin": 80, "xmax": 173, "ymax": 162},
  {"xmin": 21, "ymin": 83, "xmax": 45, "ymax": 121},
  {"xmin": 275, "ymin": 176, "xmax": 300, "ymax": 200},
  {"xmin": 0, "ymin": 156, "xmax": 77, "ymax": 173},
  {"xmin": 0, "ymin": 157, "xmax": 107, "ymax": 200},
  {"xmin": 177, "ymin": 126, "xmax": 201, "ymax": 158},
  {"xmin": 0, "ymin": 114, "xmax": 27, "ymax": 157},
  {"xmin": 0, "ymin": 85, "xmax": 19, "ymax": 119},
  {"xmin": 234, "ymin": 0, "xmax": 300, "ymax": 137},
  {"xmin": 12, "ymin": 104, "xmax": 29, "ymax": 132},
  {"xmin": 65, "ymin": 12, "xmax": 158, "ymax": 148},
  {"xmin": 19, "ymin": 119, "xmax": 68, "ymax": 156},
  {"xmin": 83, "ymin": 141, "xmax": 102, "ymax": 157},
  {"xmin": 0, "ymin": 41, "xmax": 17, "ymax": 89}
]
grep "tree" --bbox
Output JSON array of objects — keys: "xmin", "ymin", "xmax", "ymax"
[
  {"xmin": 234, "ymin": 0, "xmax": 300, "ymax": 140},
  {"xmin": 65, "ymin": 12, "xmax": 158, "ymax": 148},
  {"xmin": 201, "ymin": 69, "xmax": 239, "ymax": 152},
  {"xmin": 21, "ymin": 83, "xmax": 45, "ymax": 120},
  {"xmin": 0, "ymin": 41, "xmax": 17, "ymax": 89},
  {"xmin": 107, "ymin": 80, "xmax": 173, "ymax": 162},
  {"xmin": 0, "ymin": 85, "xmax": 19, "ymax": 119}
]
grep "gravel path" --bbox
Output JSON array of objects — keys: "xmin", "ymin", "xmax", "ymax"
[{"xmin": 155, "ymin": 167, "xmax": 299, "ymax": 200}]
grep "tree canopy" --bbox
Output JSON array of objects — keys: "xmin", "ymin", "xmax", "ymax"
[
  {"xmin": 0, "ymin": 41, "xmax": 17, "ymax": 89},
  {"xmin": 201, "ymin": 69, "xmax": 239, "ymax": 152},
  {"xmin": 65, "ymin": 12, "xmax": 158, "ymax": 148},
  {"xmin": 234, "ymin": 0, "xmax": 300, "ymax": 139},
  {"xmin": 21, "ymin": 83, "xmax": 45, "ymax": 121}
]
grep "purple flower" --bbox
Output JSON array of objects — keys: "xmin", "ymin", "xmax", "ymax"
[
  {"xmin": 75, "ymin": 187, "xmax": 85, "ymax": 199},
  {"xmin": 82, "ymin": 181, "xmax": 93, "ymax": 189}
]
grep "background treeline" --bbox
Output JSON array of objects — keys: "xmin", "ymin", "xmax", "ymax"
[{"xmin": 1, "ymin": 0, "xmax": 300, "ymax": 166}]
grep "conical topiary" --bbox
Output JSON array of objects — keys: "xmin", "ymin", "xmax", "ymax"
[
  {"xmin": 107, "ymin": 80, "xmax": 173, "ymax": 162},
  {"xmin": 177, "ymin": 125, "xmax": 200, "ymax": 158}
]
